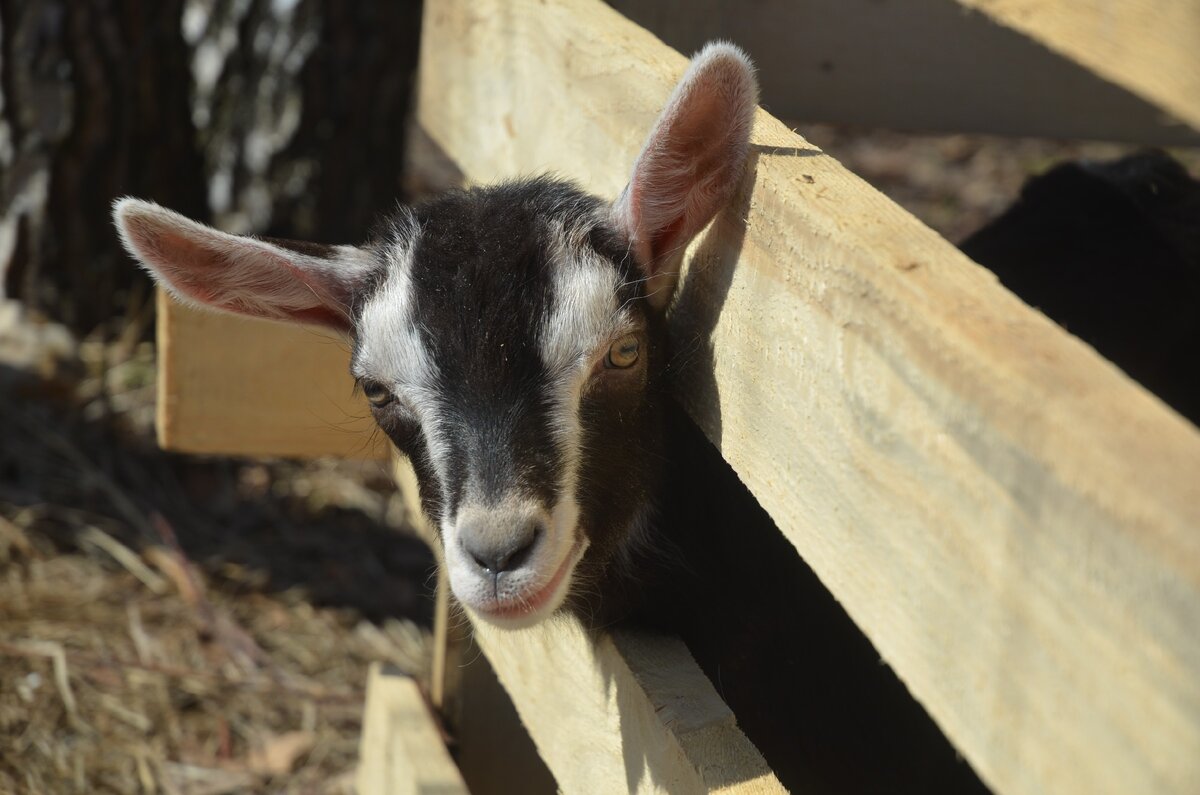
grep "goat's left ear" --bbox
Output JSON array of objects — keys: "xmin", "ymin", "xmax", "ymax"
[
  {"xmin": 613, "ymin": 42, "xmax": 758, "ymax": 311},
  {"xmin": 113, "ymin": 198, "xmax": 377, "ymax": 332}
]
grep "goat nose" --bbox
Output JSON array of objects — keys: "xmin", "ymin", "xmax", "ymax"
[{"xmin": 461, "ymin": 521, "xmax": 540, "ymax": 575}]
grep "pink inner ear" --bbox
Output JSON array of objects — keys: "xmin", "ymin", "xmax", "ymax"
[
  {"xmin": 122, "ymin": 210, "xmax": 350, "ymax": 330},
  {"xmin": 152, "ymin": 231, "xmax": 230, "ymax": 302},
  {"xmin": 651, "ymin": 215, "xmax": 688, "ymax": 262},
  {"xmin": 116, "ymin": 198, "xmax": 367, "ymax": 333},
  {"xmin": 618, "ymin": 44, "xmax": 758, "ymax": 280},
  {"xmin": 286, "ymin": 305, "xmax": 347, "ymax": 328}
]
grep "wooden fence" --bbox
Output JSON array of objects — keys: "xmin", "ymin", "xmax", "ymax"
[{"xmin": 154, "ymin": 1, "xmax": 1200, "ymax": 793}]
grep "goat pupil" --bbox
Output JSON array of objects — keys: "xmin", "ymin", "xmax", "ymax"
[{"xmin": 363, "ymin": 381, "xmax": 393, "ymax": 407}]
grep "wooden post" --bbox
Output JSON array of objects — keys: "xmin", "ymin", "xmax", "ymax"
[{"xmin": 357, "ymin": 663, "xmax": 469, "ymax": 795}]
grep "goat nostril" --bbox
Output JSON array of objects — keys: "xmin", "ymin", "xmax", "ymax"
[
  {"xmin": 465, "ymin": 524, "xmax": 540, "ymax": 575},
  {"xmin": 500, "ymin": 526, "xmax": 539, "ymax": 571},
  {"xmin": 468, "ymin": 549, "xmax": 491, "ymax": 572}
]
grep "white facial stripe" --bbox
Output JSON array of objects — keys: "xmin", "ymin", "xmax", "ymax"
[
  {"xmin": 359, "ymin": 214, "xmax": 633, "ymax": 624},
  {"xmin": 538, "ymin": 222, "xmax": 633, "ymax": 562},
  {"xmin": 354, "ymin": 223, "xmax": 455, "ymax": 505},
  {"xmin": 539, "ymin": 244, "xmax": 628, "ymax": 375},
  {"xmin": 355, "ymin": 217, "xmax": 427, "ymax": 388},
  {"xmin": 441, "ymin": 225, "xmax": 624, "ymax": 622}
]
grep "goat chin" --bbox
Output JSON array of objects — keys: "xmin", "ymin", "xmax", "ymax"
[{"xmin": 457, "ymin": 537, "xmax": 589, "ymax": 630}]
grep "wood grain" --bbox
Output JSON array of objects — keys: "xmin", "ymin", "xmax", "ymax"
[
  {"xmin": 156, "ymin": 292, "xmax": 387, "ymax": 460},
  {"xmin": 471, "ymin": 620, "xmax": 784, "ymax": 794},
  {"xmin": 417, "ymin": 2, "xmax": 1200, "ymax": 794},
  {"xmin": 356, "ymin": 663, "xmax": 468, "ymax": 795}
]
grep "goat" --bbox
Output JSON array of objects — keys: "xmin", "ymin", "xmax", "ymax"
[
  {"xmin": 960, "ymin": 149, "xmax": 1200, "ymax": 425},
  {"xmin": 113, "ymin": 43, "xmax": 759, "ymax": 630},
  {"xmin": 113, "ymin": 46, "xmax": 1033, "ymax": 791}
]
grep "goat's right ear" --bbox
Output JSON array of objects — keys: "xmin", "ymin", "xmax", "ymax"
[
  {"xmin": 112, "ymin": 198, "xmax": 377, "ymax": 332},
  {"xmin": 613, "ymin": 42, "xmax": 758, "ymax": 311}
]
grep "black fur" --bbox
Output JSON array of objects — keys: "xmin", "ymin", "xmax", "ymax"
[
  {"xmin": 353, "ymin": 179, "xmax": 671, "ymax": 598},
  {"xmin": 960, "ymin": 150, "xmax": 1200, "ymax": 424}
]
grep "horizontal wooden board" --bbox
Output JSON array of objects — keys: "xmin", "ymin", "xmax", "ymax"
[
  {"xmin": 416, "ymin": 2, "xmax": 1200, "ymax": 794},
  {"xmin": 611, "ymin": 0, "xmax": 1200, "ymax": 144},
  {"xmin": 156, "ymin": 292, "xmax": 387, "ymax": 460},
  {"xmin": 357, "ymin": 663, "xmax": 469, "ymax": 795},
  {"xmin": 471, "ymin": 615, "xmax": 783, "ymax": 794}
]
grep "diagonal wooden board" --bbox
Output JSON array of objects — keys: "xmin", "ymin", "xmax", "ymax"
[
  {"xmin": 469, "ymin": 618, "xmax": 784, "ymax": 795},
  {"xmin": 415, "ymin": 2, "xmax": 1200, "ymax": 795}
]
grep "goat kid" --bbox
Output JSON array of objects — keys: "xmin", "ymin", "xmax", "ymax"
[{"xmin": 113, "ymin": 44, "xmax": 758, "ymax": 629}]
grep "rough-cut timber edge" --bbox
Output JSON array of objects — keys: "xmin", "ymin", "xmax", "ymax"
[
  {"xmin": 356, "ymin": 663, "xmax": 469, "ymax": 795},
  {"xmin": 394, "ymin": 458, "xmax": 783, "ymax": 794},
  {"xmin": 957, "ymin": 0, "xmax": 1200, "ymax": 134},
  {"xmin": 155, "ymin": 291, "xmax": 388, "ymax": 459},
  {"xmin": 472, "ymin": 620, "xmax": 783, "ymax": 795},
  {"xmin": 416, "ymin": 2, "xmax": 1200, "ymax": 795}
]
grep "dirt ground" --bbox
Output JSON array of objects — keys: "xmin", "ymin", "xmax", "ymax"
[
  {"xmin": 1, "ymin": 126, "xmax": 1196, "ymax": 794},
  {"xmin": 0, "ymin": 319, "xmax": 434, "ymax": 793}
]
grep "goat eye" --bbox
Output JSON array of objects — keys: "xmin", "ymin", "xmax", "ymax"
[
  {"xmin": 605, "ymin": 335, "xmax": 640, "ymax": 369},
  {"xmin": 362, "ymin": 380, "xmax": 395, "ymax": 408}
]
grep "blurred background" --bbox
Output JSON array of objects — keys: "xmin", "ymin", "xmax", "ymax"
[
  {"xmin": 1, "ymin": 1, "xmax": 1197, "ymax": 792},
  {"xmin": 1, "ymin": 3, "xmax": 430, "ymax": 792}
]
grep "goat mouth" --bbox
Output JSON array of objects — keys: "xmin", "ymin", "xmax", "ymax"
[{"xmin": 478, "ymin": 537, "xmax": 586, "ymax": 624}]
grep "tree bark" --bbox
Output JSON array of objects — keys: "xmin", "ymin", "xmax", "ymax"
[
  {"xmin": 0, "ymin": 0, "xmax": 422, "ymax": 334},
  {"xmin": 1, "ymin": 0, "xmax": 208, "ymax": 332}
]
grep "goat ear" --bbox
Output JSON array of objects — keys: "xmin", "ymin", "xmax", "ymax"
[
  {"xmin": 613, "ymin": 42, "xmax": 758, "ymax": 311},
  {"xmin": 112, "ymin": 198, "xmax": 376, "ymax": 332}
]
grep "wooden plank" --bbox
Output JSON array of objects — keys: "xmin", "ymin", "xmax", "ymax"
[
  {"xmin": 357, "ymin": 663, "xmax": 469, "ymax": 795},
  {"xmin": 155, "ymin": 0, "xmax": 1200, "ymax": 459},
  {"xmin": 450, "ymin": 628, "xmax": 559, "ymax": 795},
  {"xmin": 957, "ymin": 0, "xmax": 1200, "ymax": 134},
  {"xmin": 471, "ymin": 618, "xmax": 783, "ymax": 794},
  {"xmin": 417, "ymin": 3, "xmax": 1200, "ymax": 795},
  {"xmin": 610, "ymin": 0, "xmax": 1200, "ymax": 144},
  {"xmin": 156, "ymin": 291, "xmax": 387, "ymax": 459},
  {"xmin": 428, "ymin": 570, "xmax": 461, "ymax": 722}
]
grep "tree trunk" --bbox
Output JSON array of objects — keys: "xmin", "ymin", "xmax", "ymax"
[{"xmin": 0, "ymin": 0, "xmax": 422, "ymax": 335}]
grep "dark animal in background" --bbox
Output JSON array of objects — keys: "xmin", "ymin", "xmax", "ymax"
[{"xmin": 961, "ymin": 150, "xmax": 1200, "ymax": 425}]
